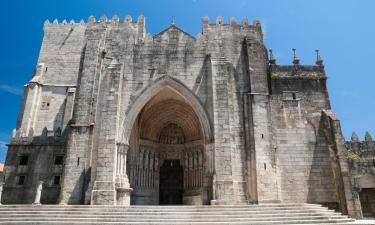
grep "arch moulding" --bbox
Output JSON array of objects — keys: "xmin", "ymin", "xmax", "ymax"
[{"xmin": 120, "ymin": 75, "xmax": 213, "ymax": 145}]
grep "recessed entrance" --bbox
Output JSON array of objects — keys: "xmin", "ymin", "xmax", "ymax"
[
  {"xmin": 159, "ymin": 160, "xmax": 183, "ymax": 205},
  {"xmin": 126, "ymin": 80, "xmax": 213, "ymax": 205}
]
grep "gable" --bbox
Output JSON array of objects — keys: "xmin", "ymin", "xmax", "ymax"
[{"xmin": 153, "ymin": 24, "xmax": 195, "ymax": 40}]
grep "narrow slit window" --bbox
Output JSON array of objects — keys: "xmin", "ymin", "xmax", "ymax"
[{"xmin": 17, "ymin": 175, "xmax": 26, "ymax": 186}]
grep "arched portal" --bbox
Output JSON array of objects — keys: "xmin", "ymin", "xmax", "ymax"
[{"xmin": 125, "ymin": 77, "xmax": 213, "ymax": 205}]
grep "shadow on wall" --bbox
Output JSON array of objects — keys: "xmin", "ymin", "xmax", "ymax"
[{"xmin": 307, "ymin": 119, "xmax": 339, "ymax": 210}]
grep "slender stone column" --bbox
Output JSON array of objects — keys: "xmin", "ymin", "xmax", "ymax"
[
  {"xmin": 0, "ymin": 182, "xmax": 4, "ymax": 205},
  {"xmin": 115, "ymin": 143, "xmax": 132, "ymax": 205}
]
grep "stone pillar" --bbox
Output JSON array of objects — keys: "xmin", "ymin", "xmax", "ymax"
[
  {"xmin": 62, "ymin": 88, "xmax": 76, "ymax": 130},
  {"xmin": 59, "ymin": 25, "xmax": 107, "ymax": 205},
  {"xmin": 210, "ymin": 57, "xmax": 234, "ymax": 204},
  {"xmin": 115, "ymin": 143, "xmax": 132, "ymax": 205},
  {"xmin": 91, "ymin": 59, "xmax": 124, "ymax": 205},
  {"xmin": 0, "ymin": 182, "xmax": 3, "ymax": 205},
  {"xmin": 244, "ymin": 38, "xmax": 279, "ymax": 203},
  {"xmin": 33, "ymin": 181, "xmax": 43, "ymax": 205},
  {"xmin": 20, "ymin": 82, "xmax": 42, "ymax": 137}
]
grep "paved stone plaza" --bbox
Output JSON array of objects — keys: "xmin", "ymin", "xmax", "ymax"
[{"xmin": 1, "ymin": 15, "xmax": 374, "ymax": 222}]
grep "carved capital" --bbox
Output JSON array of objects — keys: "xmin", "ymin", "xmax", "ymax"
[{"xmin": 117, "ymin": 142, "xmax": 129, "ymax": 154}]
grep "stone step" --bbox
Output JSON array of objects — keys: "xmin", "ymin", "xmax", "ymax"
[
  {"xmin": 0, "ymin": 219, "xmax": 355, "ymax": 225},
  {"xmin": 0, "ymin": 206, "xmax": 332, "ymax": 211},
  {"xmin": 0, "ymin": 211, "xmax": 342, "ymax": 216},
  {"xmin": 0, "ymin": 214, "xmax": 353, "ymax": 221},
  {"xmin": 0, "ymin": 203, "xmax": 322, "ymax": 208},
  {"xmin": 0, "ymin": 204, "xmax": 356, "ymax": 224},
  {"xmin": 0, "ymin": 213, "xmax": 348, "ymax": 219}
]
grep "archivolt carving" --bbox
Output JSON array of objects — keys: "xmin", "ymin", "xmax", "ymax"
[
  {"xmin": 128, "ymin": 142, "xmax": 204, "ymax": 191},
  {"xmin": 121, "ymin": 76, "xmax": 213, "ymax": 144}
]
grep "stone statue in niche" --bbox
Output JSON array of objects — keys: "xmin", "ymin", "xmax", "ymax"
[{"xmin": 33, "ymin": 181, "xmax": 44, "ymax": 205}]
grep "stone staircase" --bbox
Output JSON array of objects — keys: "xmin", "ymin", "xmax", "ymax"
[{"xmin": 0, "ymin": 203, "xmax": 362, "ymax": 224}]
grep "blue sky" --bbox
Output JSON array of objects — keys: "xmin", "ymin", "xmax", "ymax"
[{"xmin": 0, "ymin": 0, "xmax": 374, "ymax": 162}]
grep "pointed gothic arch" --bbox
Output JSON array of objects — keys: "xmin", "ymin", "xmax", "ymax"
[{"xmin": 121, "ymin": 76, "xmax": 213, "ymax": 145}]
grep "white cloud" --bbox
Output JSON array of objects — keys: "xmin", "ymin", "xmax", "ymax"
[{"xmin": 0, "ymin": 84, "xmax": 23, "ymax": 96}]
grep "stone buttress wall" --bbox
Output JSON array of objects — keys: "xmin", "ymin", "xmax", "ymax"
[
  {"xmin": 203, "ymin": 17, "xmax": 266, "ymax": 203},
  {"xmin": 269, "ymin": 65, "xmax": 338, "ymax": 204}
]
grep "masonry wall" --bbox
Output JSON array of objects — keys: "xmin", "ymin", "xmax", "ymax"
[
  {"xmin": 58, "ymin": 15, "xmax": 269, "ymax": 204},
  {"xmin": 3, "ymin": 142, "xmax": 65, "ymax": 204},
  {"xmin": 270, "ymin": 66, "xmax": 338, "ymax": 205},
  {"xmin": 346, "ymin": 133, "xmax": 375, "ymax": 217},
  {"xmin": 38, "ymin": 21, "xmax": 87, "ymax": 86}
]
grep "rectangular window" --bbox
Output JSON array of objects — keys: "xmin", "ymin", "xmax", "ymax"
[
  {"xmin": 19, "ymin": 155, "xmax": 29, "ymax": 166},
  {"xmin": 54, "ymin": 155, "xmax": 64, "ymax": 165},
  {"xmin": 53, "ymin": 176, "xmax": 61, "ymax": 186},
  {"xmin": 17, "ymin": 175, "xmax": 26, "ymax": 186}
]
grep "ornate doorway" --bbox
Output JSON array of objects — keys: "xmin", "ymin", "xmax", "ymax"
[
  {"xmin": 125, "ymin": 80, "xmax": 214, "ymax": 205},
  {"xmin": 159, "ymin": 160, "xmax": 183, "ymax": 205}
]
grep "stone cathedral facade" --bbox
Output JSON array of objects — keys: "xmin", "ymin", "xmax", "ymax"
[{"xmin": 2, "ymin": 15, "xmax": 374, "ymax": 218}]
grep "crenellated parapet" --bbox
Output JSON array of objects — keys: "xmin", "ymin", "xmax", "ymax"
[
  {"xmin": 346, "ymin": 131, "xmax": 375, "ymax": 152},
  {"xmin": 269, "ymin": 49, "xmax": 326, "ymax": 80},
  {"xmin": 43, "ymin": 15, "xmax": 147, "ymax": 41},
  {"xmin": 43, "ymin": 15, "xmax": 264, "ymax": 46},
  {"xmin": 202, "ymin": 16, "xmax": 263, "ymax": 41},
  {"xmin": 346, "ymin": 132, "xmax": 375, "ymax": 160},
  {"xmin": 346, "ymin": 131, "xmax": 375, "ymax": 179},
  {"xmin": 269, "ymin": 64, "xmax": 326, "ymax": 79},
  {"xmin": 43, "ymin": 15, "xmax": 146, "ymax": 27}
]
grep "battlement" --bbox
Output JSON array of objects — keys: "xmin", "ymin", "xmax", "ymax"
[
  {"xmin": 43, "ymin": 15, "xmax": 146, "ymax": 29},
  {"xmin": 43, "ymin": 15, "xmax": 263, "ymax": 38},
  {"xmin": 202, "ymin": 16, "xmax": 262, "ymax": 30},
  {"xmin": 269, "ymin": 65, "xmax": 326, "ymax": 79},
  {"xmin": 269, "ymin": 49, "xmax": 326, "ymax": 79},
  {"xmin": 345, "ymin": 131, "xmax": 375, "ymax": 160},
  {"xmin": 348, "ymin": 131, "xmax": 374, "ymax": 143},
  {"xmin": 201, "ymin": 16, "xmax": 263, "ymax": 41}
]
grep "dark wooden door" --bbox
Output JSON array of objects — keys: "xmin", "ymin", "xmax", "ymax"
[
  {"xmin": 159, "ymin": 160, "xmax": 183, "ymax": 205},
  {"xmin": 360, "ymin": 189, "xmax": 375, "ymax": 217}
]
